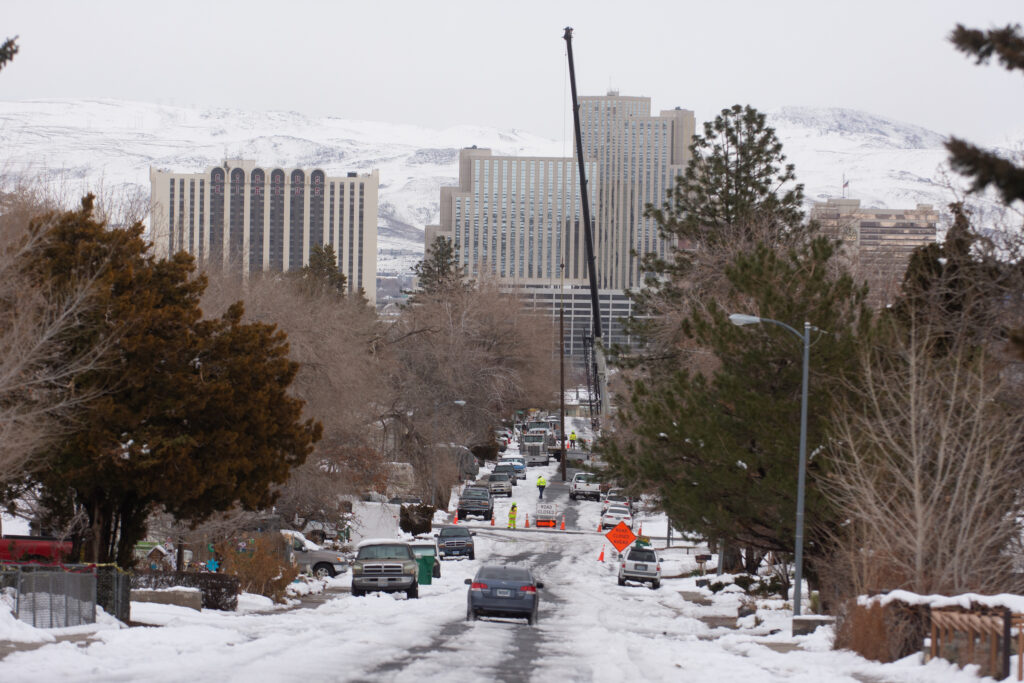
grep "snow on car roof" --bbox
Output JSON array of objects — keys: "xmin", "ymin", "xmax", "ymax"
[{"xmin": 357, "ymin": 537, "xmax": 411, "ymax": 549}]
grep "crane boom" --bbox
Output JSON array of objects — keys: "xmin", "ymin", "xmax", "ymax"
[{"xmin": 563, "ymin": 26, "xmax": 608, "ymax": 427}]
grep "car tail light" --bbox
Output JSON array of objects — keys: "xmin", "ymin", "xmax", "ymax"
[
  {"xmin": 470, "ymin": 582, "xmax": 488, "ymax": 590},
  {"xmin": 656, "ymin": 564, "xmax": 661, "ymax": 572},
  {"xmin": 519, "ymin": 585, "xmax": 536, "ymax": 593}
]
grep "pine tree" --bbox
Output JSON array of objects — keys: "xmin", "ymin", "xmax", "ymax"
[
  {"xmin": 24, "ymin": 197, "xmax": 320, "ymax": 566},
  {"xmin": 646, "ymin": 104, "xmax": 805, "ymax": 251},
  {"xmin": 621, "ymin": 105, "xmax": 809, "ymax": 367},
  {"xmin": 947, "ymin": 24, "xmax": 1024, "ymax": 205},
  {"xmin": 0, "ymin": 36, "xmax": 17, "ymax": 73},
  {"xmin": 607, "ymin": 237, "xmax": 870, "ymax": 569},
  {"xmin": 412, "ymin": 236, "xmax": 466, "ymax": 296},
  {"xmin": 295, "ymin": 243, "xmax": 346, "ymax": 298}
]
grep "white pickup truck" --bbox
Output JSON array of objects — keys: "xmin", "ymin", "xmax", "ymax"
[{"xmin": 569, "ymin": 472, "xmax": 601, "ymax": 501}]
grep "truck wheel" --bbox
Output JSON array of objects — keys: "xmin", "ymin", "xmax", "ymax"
[
  {"xmin": 570, "ymin": 493, "xmax": 576, "ymax": 500},
  {"xmin": 652, "ymin": 580, "xmax": 661, "ymax": 589},
  {"xmin": 618, "ymin": 576, "xmax": 626, "ymax": 586},
  {"xmin": 433, "ymin": 564, "xmax": 441, "ymax": 579},
  {"xmin": 469, "ymin": 550, "xmax": 476, "ymax": 560},
  {"xmin": 313, "ymin": 563, "xmax": 335, "ymax": 580},
  {"xmin": 466, "ymin": 606, "xmax": 477, "ymax": 622},
  {"xmin": 527, "ymin": 611, "xmax": 536, "ymax": 626},
  {"xmin": 351, "ymin": 587, "xmax": 364, "ymax": 597},
  {"xmin": 407, "ymin": 584, "xmax": 419, "ymax": 599}
]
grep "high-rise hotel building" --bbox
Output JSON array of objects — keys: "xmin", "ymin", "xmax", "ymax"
[
  {"xmin": 578, "ymin": 93, "xmax": 695, "ymax": 289},
  {"xmin": 150, "ymin": 159, "xmax": 378, "ymax": 303}
]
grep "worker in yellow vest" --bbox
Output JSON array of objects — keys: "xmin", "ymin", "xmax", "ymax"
[
  {"xmin": 537, "ymin": 474, "xmax": 547, "ymax": 500},
  {"xmin": 507, "ymin": 503, "xmax": 518, "ymax": 529},
  {"xmin": 569, "ymin": 431, "xmax": 577, "ymax": 449}
]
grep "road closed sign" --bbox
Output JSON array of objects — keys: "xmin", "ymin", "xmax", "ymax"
[{"xmin": 604, "ymin": 521, "xmax": 636, "ymax": 552}]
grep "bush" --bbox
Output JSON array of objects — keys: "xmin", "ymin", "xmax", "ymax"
[
  {"xmin": 216, "ymin": 533, "xmax": 297, "ymax": 604},
  {"xmin": 132, "ymin": 571, "xmax": 240, "ymax": 611},
  {"xmin": 399, "ymin": 504, "xmax": 437, "ymax": 536},
  {"xmin": 733, "ymin": 574, "xmax": 756, "ymax": 592}
]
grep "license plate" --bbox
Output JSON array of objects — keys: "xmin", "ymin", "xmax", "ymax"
[
  {"xmin": 635, "ymin": 564, "xmax": 647, "ymax": 571},
  {"xmin": 496, "ymin": 589, "xmax": 511, "ymax": 597}
]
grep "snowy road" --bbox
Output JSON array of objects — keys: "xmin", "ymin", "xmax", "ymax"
[{"xmin": 0, "ymin": 459, "xmax": 982, "ymax": 682}]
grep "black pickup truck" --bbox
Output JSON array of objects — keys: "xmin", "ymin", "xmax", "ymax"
[{"xmin": 457, "ymin": 487, "xmax": 494, "ymax": 521}]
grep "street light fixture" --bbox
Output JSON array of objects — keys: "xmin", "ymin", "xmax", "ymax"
[{"xmin": 729, "ymin": 312, "xmax": 812, "ymax": 617}]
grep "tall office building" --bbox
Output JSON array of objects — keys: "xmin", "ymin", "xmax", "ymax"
[
  {"xmin": 578, "ymin": 93, "xmax": 695, "ymax": 289},
  {"xmin": 150, "ymin": 160, "xmax": 378, "ymax": 303},
  {"xmin": 811, "ymin": 198, "xmax": 938, "ymax": 305}
]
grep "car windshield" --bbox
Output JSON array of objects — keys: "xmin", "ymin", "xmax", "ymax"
[
  {"xmin": 440, "ymin": 528, "xmax": 471, "ymax": 538},
  {"xmin": 411, "ymin": 546, "xmax": 436, "ymax": 557},
  {"xmin": 357, "ymin": 544, "xmax": 412, "ymax": 560},
  {"xmin": 629, "ymin": 549, "xmax": 657, "ymax": 562},
  {"xmin": 575, "ymin": 474, "xmax": 596, "ymax": 483},
  {"xmin": 524, "ymin": 435, "xmax": 545, "ymax": 443},
  {"xmin": 463, "ymin": 489, "xmax": 489, "ymax": 498},
  {"xmin": 490, "ymin": 474, "xmax": 509, "ymax": 482}
]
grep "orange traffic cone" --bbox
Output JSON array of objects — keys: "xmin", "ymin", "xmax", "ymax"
[
  {"xmin": 453, "ymin": 510, "xmax": 459, "ymax": 524},
  {"xmin": 598, "ymin": 545, "xmax": 605, "ymax": 562},
  {"xmin": 598, "ymin": 520, "xmax": 602, "ymax": 532},
  {"xmin": 560, "ymin": 515, "xmax": 566, "ymax": 531},
  {"xmin": 524, "ymin": 513, "xmax": 530, "ymax": 529},
  {"xmin": 490, "ymin": 512, "xmax": 495, "ymax": 526}
]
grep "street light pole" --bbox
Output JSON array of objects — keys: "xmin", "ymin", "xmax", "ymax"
[{"xmin": 729, "ymin": 313, "xmax": 812, "ymax": 617}]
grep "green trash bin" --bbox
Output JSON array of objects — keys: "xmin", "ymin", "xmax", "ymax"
[{"xmin": 417, "ymin": 556, "xmax": 435, "ymax": 585}]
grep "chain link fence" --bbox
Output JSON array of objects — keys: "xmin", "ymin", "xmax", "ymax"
[{"xmin": 0, "ymin": 564, "xmax": 97, "ymax": 628}]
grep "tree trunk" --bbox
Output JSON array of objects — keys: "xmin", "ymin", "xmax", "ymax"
[
  {"xmin": 720, "ymin": 540, "xmax": 743, "ymax": 573},
  {"xmin": 744, "ymin": 547, "xmax": 764, "ymax": 574}
]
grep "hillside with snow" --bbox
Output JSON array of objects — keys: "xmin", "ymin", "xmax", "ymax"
[{"xmin": 0, "ymin": 98, "xmax": 1005, "ymax": 275}]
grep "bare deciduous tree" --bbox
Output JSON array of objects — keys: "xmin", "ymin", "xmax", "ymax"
[
  {"xmin": 0, "ymin": 187, "xmax": 111, "ymax": 495},
  {"xmin": 822, "ymin": 315, "xmax": 1024, "ymax": 598}
]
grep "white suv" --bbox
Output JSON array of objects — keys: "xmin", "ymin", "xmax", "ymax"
[{"xmin": 618, "ymin": 546, "xmax": 661, "ymax": 589}]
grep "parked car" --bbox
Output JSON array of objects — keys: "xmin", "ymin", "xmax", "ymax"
[
  {"xmin": 0, "ymin": 536, "xmax": 72, "ymax": 564},
  {"xmin": 457, "ymin": 487, "xmax": 494, "ymax": 521},
  {"xmin": 436, "ymin": 526, "xmax": 476, "ymax": 560},
  {"xmin": 466, "ymin": 565, "xmax": 544, "ymax": 625},
  {"xmin": 492, "ymin": 463, "xmax": 519, "ymax": 485},
  {"xmin": 601, "ymin": 489, "xmax": 636, "ymax": 514},
  {"xmin": 410, "ymin": 541, "xmax": 442, "ymax": 578},
  {"xmin": 487, "ymin": 472, "xmax": 513, "ymax": 497},
  {"xmin": 618, "ymin": 545, "xmax": 661, "ymax": 589},
  {"xmin": 499, "ymin": 457, "xmax": 526, "ymax": 480},
  {"xmin": 281, "ymin": 529, "xmax": 349, "ymax": 579},
  {"xmin": 350, "ymin": 538, "xmax": 419, "ymax": 598},
  {"xmin": 601, "ymin": 505, "xmax": 633, "ymax": 530}
]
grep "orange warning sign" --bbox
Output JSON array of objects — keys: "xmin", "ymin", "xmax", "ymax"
[{"xmin": 604, "ymin": 522, "xmax": 636, "ymax": 552}]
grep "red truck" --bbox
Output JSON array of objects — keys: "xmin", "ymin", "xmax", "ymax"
[{"xmin": 0, "ymin": 536, "xmax": 72, "ymax": 563}]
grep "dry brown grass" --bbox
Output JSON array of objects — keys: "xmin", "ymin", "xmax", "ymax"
[{"xmin": 217, "ymin": 532, "xmax": 298, "ymax": 604}]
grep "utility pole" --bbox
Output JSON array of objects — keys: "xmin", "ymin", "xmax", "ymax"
[{"xmin": 560, "ymin": 261, "xmax": 567, "ymax": 482}]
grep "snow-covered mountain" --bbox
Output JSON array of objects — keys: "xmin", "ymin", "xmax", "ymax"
[{"xmin": 0, "ymin": 98, "xmax": 1001, "ymax": 275}]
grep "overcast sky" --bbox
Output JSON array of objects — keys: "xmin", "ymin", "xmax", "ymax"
[{"xmin": 3, "ymin": 0, "xmax": 1023, "ymax": 146}]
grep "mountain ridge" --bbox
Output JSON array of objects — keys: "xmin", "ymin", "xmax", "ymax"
[{"xmin": 0, "ymin": 98, "xmax": 1002, "ymax": 275}]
